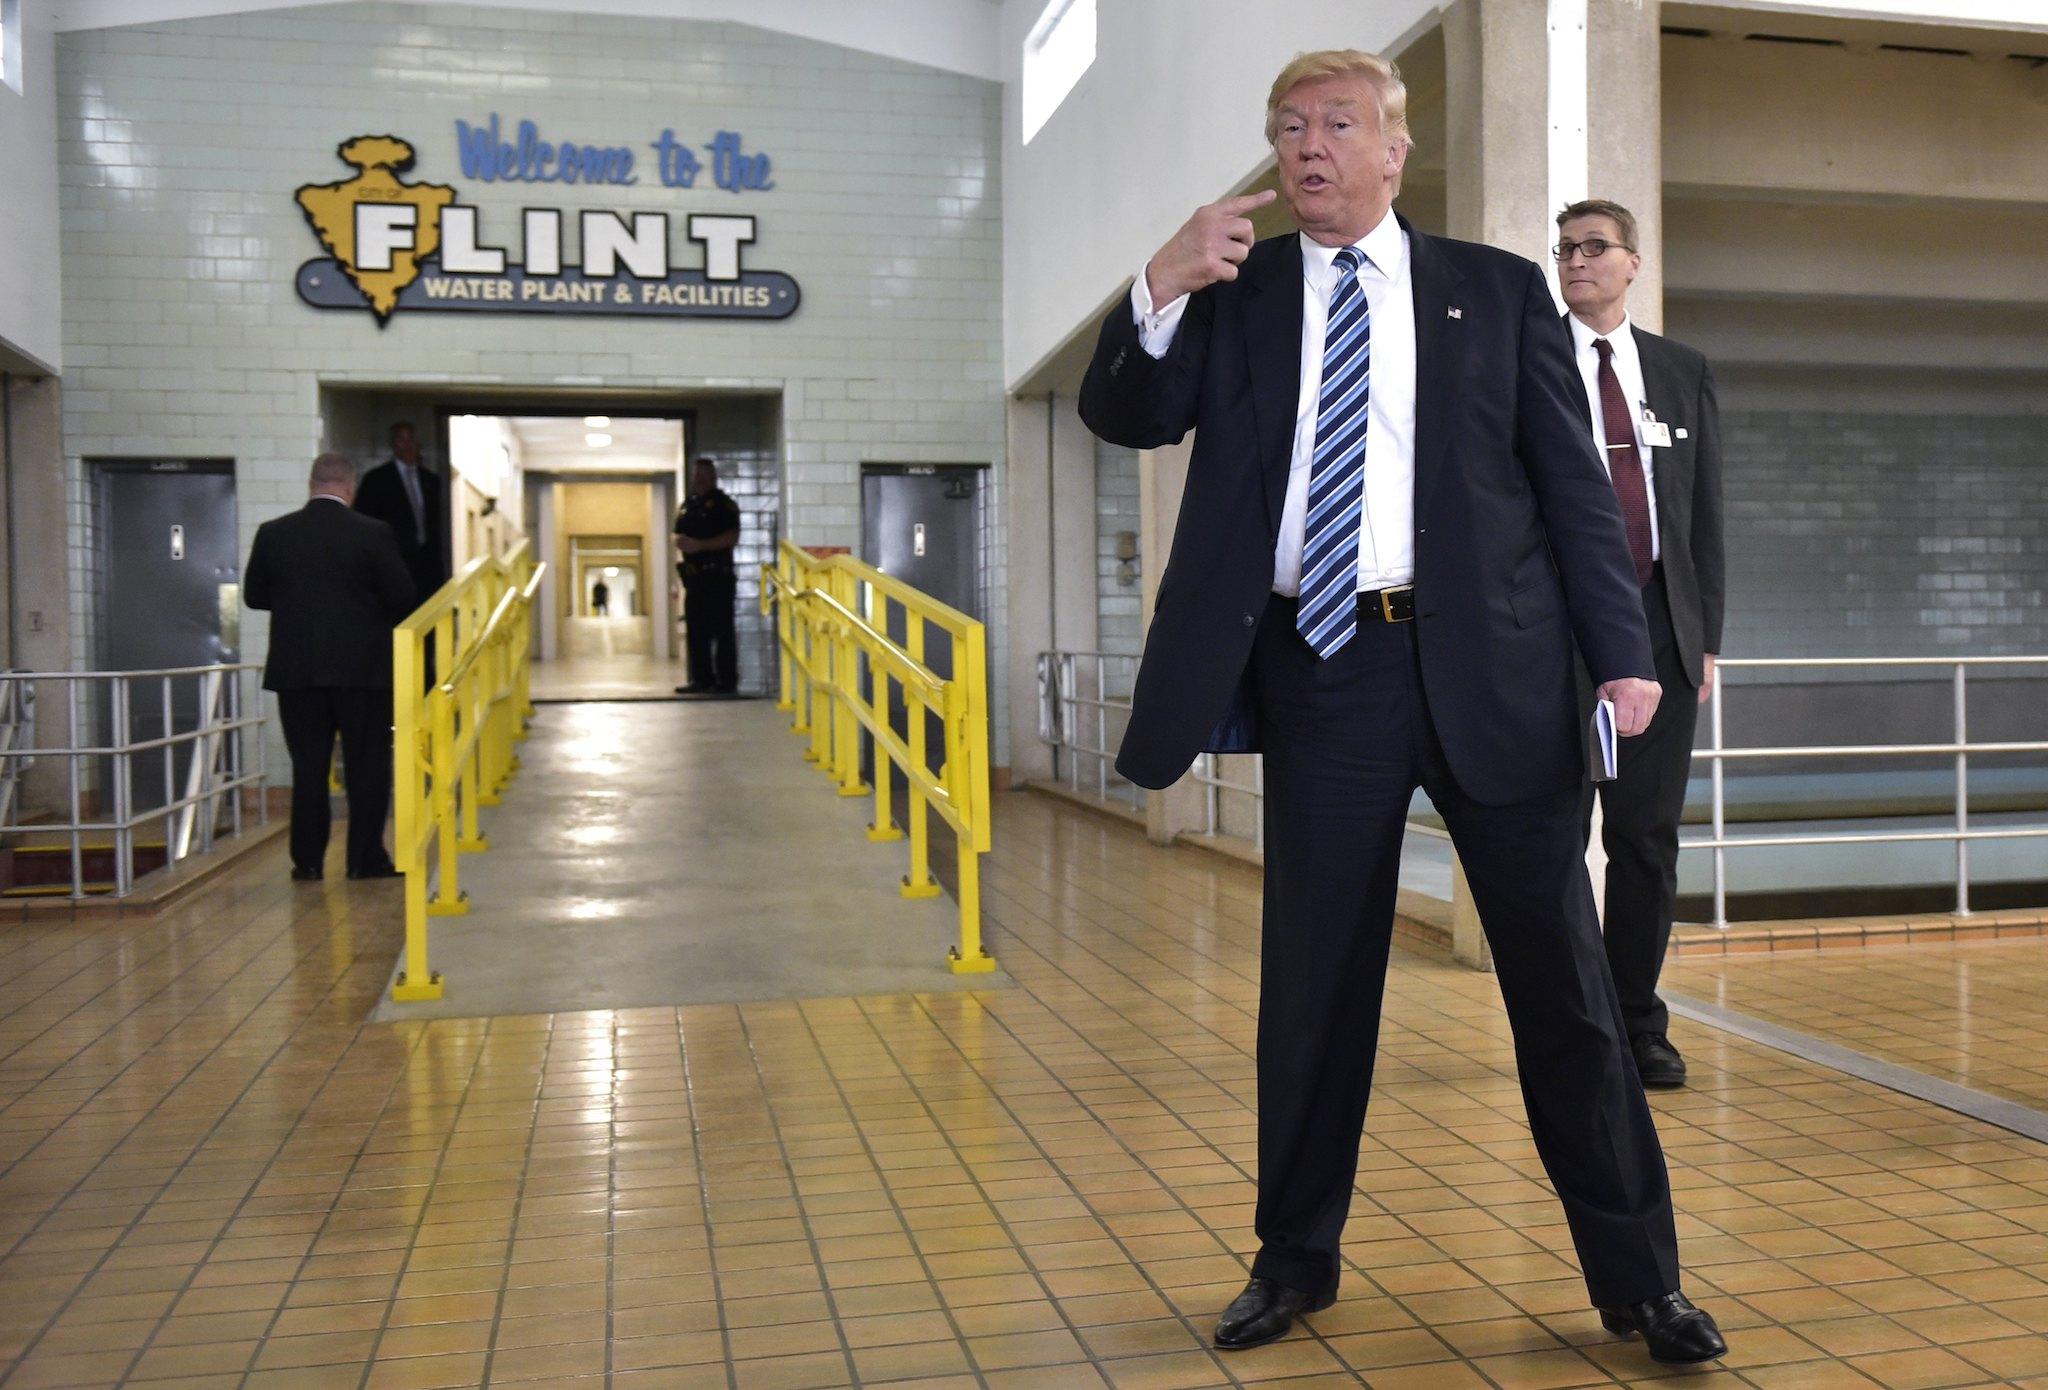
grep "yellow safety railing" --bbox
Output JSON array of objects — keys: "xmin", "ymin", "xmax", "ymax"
[
  {"xmin": 763, "ymin": 540, "xmax": 995, "ymax": 975},
  {"xmin": 390, "ymin": 539, "xmax": 545, "ymax": 1002}
]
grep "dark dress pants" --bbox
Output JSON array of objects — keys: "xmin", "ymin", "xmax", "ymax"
[
  {"xmin": 1583, "ymin": 568, "xmax": 1700, "ymax": 1040},
  {"xmin": 1248, "ymin": 594, "xmax": 1681, "ymax": 1308},
  {"xmin": 684, "ymin": 569, "xmax": 739, "ymax": 692},
  {"xmin": 277, "ymin": 687, "xmax": 394, "ymax": 875}
]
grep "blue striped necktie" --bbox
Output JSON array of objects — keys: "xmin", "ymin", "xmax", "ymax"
[{"xmin": 1296, "ymin": 246, "xmax": 1372, "ymax": 657}]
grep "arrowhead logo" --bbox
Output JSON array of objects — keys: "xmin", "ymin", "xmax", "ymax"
[{"xmin": 294, "ymin": 135, "xmax": 456, "ymax": 323}]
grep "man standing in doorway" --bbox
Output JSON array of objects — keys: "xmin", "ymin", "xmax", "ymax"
[
  {"xmin": 245, "ymin": 453, "xmax": 415, "ymax": 881},
  {"xmin": 355, "ymin": 421, "xmax": 450, "ymax": 609},
  {"xmin": 1557, "ymin": 198, "xmax": 1726, "ymax": 1090},
  {"xmin": 592, "ymin": 576, "xmax": 611, "ymax": 615},
  {"xmin": 674, "ymin": 457, "xmax": 742, "ymax": 695},
  {"xmin": 1081, "ymin": 49, "xmax": 1725, "ymax": 1365}
]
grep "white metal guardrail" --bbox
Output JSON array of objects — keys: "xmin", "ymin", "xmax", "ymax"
[
  {"xmin": 0, "ymin": 665, "xmax": 268, "ymax": 898},
  {"xmin": 1036, "ymin": 648, "xmax": 2048, "ymax": 930},
  {"xmin": 1691, "ymin": 656, "xmax": 2048, "ymax": 927},
  {"xmin": 0, "ymin": 679, "xmax": 33, "ymax": 829},
  {"xmin": 1036, "ymin": 650, "xmax": 1142, "ymax": 809}
]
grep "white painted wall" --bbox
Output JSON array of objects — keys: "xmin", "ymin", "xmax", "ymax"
[
  {"xmin": 997, "ymin": 0, "xmax": 1438, "ymax": 388},
  {"xmin": 0, "ymin": 0, "xmax": 61, "ymax": 371},
  {"xmin": 57, "ymin": 2, "xmax": 1007, "ymax": 760},
  {"xmin": 53, "ymin": 0, "xmax": 1005, "ymax": 78}
]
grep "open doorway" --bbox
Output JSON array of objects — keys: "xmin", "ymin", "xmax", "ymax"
[{"xmin": 319, "ymin": 386, "xmax": 783, "ymax": 703}]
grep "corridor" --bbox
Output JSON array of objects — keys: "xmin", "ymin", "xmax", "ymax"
[{"xmin": 0, "ymin": 762, "xmax": 2045, "ymax": 1387}]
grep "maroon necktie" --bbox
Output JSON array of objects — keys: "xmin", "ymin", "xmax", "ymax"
[{"xmin": 1593, "ymin": 338, "xmax": 1654, "ymax": 585}]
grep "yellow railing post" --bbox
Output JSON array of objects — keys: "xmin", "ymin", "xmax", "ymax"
[
  {"xmin": 901, "ymin": 616, "xmax": 938, "ymax": 900},
  {"xmin": 833, "ymin": 567, "xmax": 867, "ymax": 797},
  {"xmin": 774, "ymin": 548, "xmax": 797, "ymax": 713},
  {"xmin": 429, "ymin": 683, "xmax": 468, "ymax": 916},
  {"xmin": 765, "ymin": 540, "xmax": 992, "ymax": 974},
  {"xmin": 865, "ymin": 583, "xmax": 901, "ymax": 843},
  {"xmin": 389, "ymin": 541, "xmax": 545, "ymax": 1002},
  {"xmin": 947, "ymin": 621, "xmax": 995, "ymax": 974},
  {"xmin": 390, "ymin": 626, "xmax": 441, "ymax": 1001}
]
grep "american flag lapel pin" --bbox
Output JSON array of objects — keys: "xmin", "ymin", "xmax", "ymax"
[{"xmin": 1447, "ymin": 306, "xmax": 1462, "ymax": 319}]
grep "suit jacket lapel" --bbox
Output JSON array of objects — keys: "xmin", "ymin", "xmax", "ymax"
[
  {"xmin": 1244, "ymin": 236, "xmax": 1304, "ymax": 537},
  {"xmin": 1406, "ymin": 219, "xmax": 1463, "ymax": 526},
  {"xmin": 1631, "ymin": 325, "xmax": 1682, "ymax": 521}
]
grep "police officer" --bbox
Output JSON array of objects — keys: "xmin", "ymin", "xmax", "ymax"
[{"xmin": 673, "ymin": 457, "xmax": 741, "ymax": 694}]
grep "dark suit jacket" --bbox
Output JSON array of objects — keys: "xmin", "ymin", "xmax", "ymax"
[
  {"xmin": 244, "ymin": 499, "xmax": 416, "ymax": 691},
  {"xmin": 1630, "ymin": 325, "xmax": 1725, "ymax": 687},
  {"xmin": 354, "ymin": 459, "xmax": 449, "ymax": 604},
  {"xmin": 1079, "ymin": 218, "xmax": 1654, "ymax": 806}
]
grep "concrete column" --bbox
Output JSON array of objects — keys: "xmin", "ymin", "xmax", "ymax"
[
  {"xmin": 1049, "ymin": 395, "xmax": 1099, "ymax": 659},
  {"xmin": 1588, "ymin": 0, "xmax": 1663, "ymax": 331},
  {"xmin": 4, "ymin": 375, "xmax": 78, "ymax": 818},
  {"xmin": 1443, "ymin": 0, "xmax": 1553, "ymax": 268},
  {"xmin": 646, "ymin": 476, "xmax": 674, "ymax": 661},
  {"xmin": 5, "ymin": 374, "xmax": 68, "ymax": 673},
  {"xmin": 1003, "ymin": 394, "xmax": 1055, "ymax": 786},
  {"xmin": 1136, "ymin": 437, "xmax": 1204, "ymax": 845}
]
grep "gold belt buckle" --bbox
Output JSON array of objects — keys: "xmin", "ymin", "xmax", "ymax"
[{"xmin": 1381, "ymin": 586, "xmax": 1413, "ymax": 623}]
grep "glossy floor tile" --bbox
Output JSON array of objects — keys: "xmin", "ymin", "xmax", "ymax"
[
  {"xmin": 1665, "ymin": 939, "xmax": 2048, "ymax": 1110},
  {"xmin": 0, "ymin": 728, "xmax": 2044, "ymax": 1389},
  {"xmin": 368, "ymin": 705, "xmax": 994, "ymax": 1022}
]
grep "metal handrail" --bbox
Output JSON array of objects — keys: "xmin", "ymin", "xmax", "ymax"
[
  {"xmin": 0, "ymin": 665, "xmax": 267, "ymax": 898},
  {"xmin": 1033, "ymin": 647, "xmax": 2048, "ymax": 931},
  {"xmin": 1691, "ymin": 654, "xmax": 2048, "ymax": 927},
  {"xmin": 1032, "ymin": 651, "xmax": 1447, "ymax": 849},
  {"xmin": 389, "ymin": 539, "xmax": 544, "ymax": 1003},
  {"xmin": 764, "ymin": 540, "xmax": 995, "ymax": 975},
  {"xmin": 1035, "ymin": 650, "xmax": 1140, "ymax": 809}
]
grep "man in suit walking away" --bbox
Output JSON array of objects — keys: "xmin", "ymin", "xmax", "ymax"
[
  {"xmin": 354, "ymin": 421, "xmax": 449, "ymax": 608},
  {"xmin": 1080, "ymin": 50, "xmax": 1725, "ymax": 1365},
  {"xmin": 1557, "ymin": 199, "xmax": 1726, "ymax": 1090},
  {"xmin": 245, "ymin": 453, "xmax": 416, "ymax": 882}
]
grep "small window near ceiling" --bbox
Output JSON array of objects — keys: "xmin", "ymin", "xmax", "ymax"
[
  {"xmin": 1021, "ymin": 0, "xmax": 1095, "ymax": 144},
  {"xmin": 0, "ymin": 0, "xmax": 22, "ymax": 95}
]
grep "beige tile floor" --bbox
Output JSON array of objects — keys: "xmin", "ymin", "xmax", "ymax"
[
  {"xmin": 1665, "ymin": 941, "xmax": 2048, "ymax": 1110},
  {"xmin": 0, "ymin": 781, "xmax": 2045, "ymax": 1389}
]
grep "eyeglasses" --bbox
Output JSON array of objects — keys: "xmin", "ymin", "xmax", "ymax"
[{"xmin": 1552, "ymin": 237, "xmax": 1634, "ymax": 261}]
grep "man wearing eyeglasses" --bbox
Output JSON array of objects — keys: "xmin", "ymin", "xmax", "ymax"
[{"xmin": 1555, "ymin": 199, "xmax": 1726, "ymax": 1091}]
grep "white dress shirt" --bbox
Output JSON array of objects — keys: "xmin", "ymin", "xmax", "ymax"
[
  {"xmin": 1132, "ymin": 211, "xmax": 1418, "ymax": 595},
  {"xmin": 1568, "ymin": 313, "xmax": 1661, "ymax": 561}
]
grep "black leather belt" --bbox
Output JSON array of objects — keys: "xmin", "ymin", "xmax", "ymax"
[{"xmin": 1360, "ymin": 585, "xmax": 1415, "ymax": 623}]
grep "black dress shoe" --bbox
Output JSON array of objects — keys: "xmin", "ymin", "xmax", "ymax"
[
  {"xmin": 1631, "ymin": 1032, "xmax": 1688, "ymax": 1089},
  {"xmin": 290, "ymin": 867, "xmax": 322, "ymax": 882},
  {"xmin": 346, "ymin": 864, "xmax": 403, "ymax": 881},
  {"xmin": 1214, "ymin": 1278, "xmax": 1336, "ymax": 1351},
  {"xmin": 1597, "ymin": 1292, "xmax": 1727, "ymax": 1364}
]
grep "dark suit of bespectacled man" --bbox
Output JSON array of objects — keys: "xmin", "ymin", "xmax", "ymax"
[
  {"xmin": 354, "ymin": 421, "xmax": 450, "ymax": 608},
  {"xmin": 1078, "ymin": 50, "xmax": 1726, "ymax": 1365},
  {"xmin": 1555, "ymin": 200, "xmax": 1726, "ymax": 1094},
  {"xmin": 245, "ymin": 453, "xmax": 417, "ymax": 883}
]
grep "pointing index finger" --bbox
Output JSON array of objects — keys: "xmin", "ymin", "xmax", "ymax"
[{"xmin": 1216, "ymin": 189, "xmax": 1279, "ymax": 215}]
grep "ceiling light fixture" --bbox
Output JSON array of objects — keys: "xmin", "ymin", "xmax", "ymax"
[{"xmin": 584, "ymin": 415, "xmax": 610, "ymax": 428}]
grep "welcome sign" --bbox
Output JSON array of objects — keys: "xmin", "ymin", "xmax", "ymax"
[{"xmin": 292, "ymin": 118, "xmax": 800, "ymax": 327}]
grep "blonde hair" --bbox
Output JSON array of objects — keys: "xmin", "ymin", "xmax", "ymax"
[{"xmin": 1265, "ymin": 49, "xmax": 1412, "ymax": 148}]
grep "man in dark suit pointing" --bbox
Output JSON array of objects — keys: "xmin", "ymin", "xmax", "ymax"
[
  {"xmin": 1080, "ymin": 49, "xmax": 1725, "ymax": 1364},
  {"xmin": 245, "ymin": 453, "xmax": 416, "ymax": 882},
  {"xmin": 1556, "ymin": 198, "xmax": 1726, "ymax": 1090}
]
